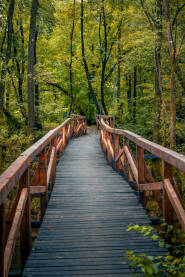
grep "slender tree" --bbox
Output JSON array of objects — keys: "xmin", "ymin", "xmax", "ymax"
[
  {"xmin": 28, "ymin": 0, "xmax": 39, "ymax": 134},
  {"xmin": 80, "ymin": 0, "xmax": 101, "ymax": 114},
  {"xmin": 0, "ymin": 0, "xmax": 15, "ymax": 120},
  {"xmin": 69, "ymin": 0, "xmax": 76, "ymax": 115}
]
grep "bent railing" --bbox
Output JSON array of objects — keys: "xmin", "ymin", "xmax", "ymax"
[
  {"xmin": 0, "ymin": 115, "xmax": 87, "ymax": 277},
  {"xmin": 96, "ymin": 115, "xmax": 185, "ymax": 233}
]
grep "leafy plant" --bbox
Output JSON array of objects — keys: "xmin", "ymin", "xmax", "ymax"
[{"xmin": 124, "ymin": 223, "xmax": 185, "ymax": 276}]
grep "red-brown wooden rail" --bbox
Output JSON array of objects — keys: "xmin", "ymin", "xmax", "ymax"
[
  {"xmin": 0, "ymin": 115, "xmax": 87, "ymax": 277},
  {"xmin": 96, "ymin": 115, "xmax": 185, "ymax": 233}
]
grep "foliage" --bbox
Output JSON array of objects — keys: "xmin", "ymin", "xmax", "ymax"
[{"xmin": 124, "ymin": 223, "xmax": 185, "ymax": 276}]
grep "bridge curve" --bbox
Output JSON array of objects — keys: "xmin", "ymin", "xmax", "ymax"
[
  {"xmin": 23, "ymin": 129, "xmax": 165, "ymax": 276},
  {"xmin": 0, "ymin": 115, "xmax": 184, "ymax": 276}
]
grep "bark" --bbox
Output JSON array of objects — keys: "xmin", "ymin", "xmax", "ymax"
[
  {"xmin": 127, "ymin": 75, "xmax": 131, "ymax": 113},
  {"xmin": 100, "ymin": 1, "xmax": 108, "ymax": 115},
  {"xmin": 0, "ymin": 0, "xmax": 15, "ymax": 120},
  {"xmin": 69, "ymin": 0, "xmax": 75, "ymax": 116},
  {"xmin": 80, "ymin": 0, "xmax": 101, "ymax": 114},
  {"xmin": 28, "ymin": 0, "xmax": 39, "ymax": 134},
  {"xmin": 34, "ymin": 29, "xmax": 42, "ymax": 129},
  {"xmin": 12, "ymin": 26, "xmax": 27, "ymax": 124},
  {"xmin": 153, "ymin": 0, "xmax": 163, "ymax": 143},
  {"xmin": 117, "ymin": 0, "xmax": 124, "ymax": 100},
  {"xmin": 133, "ymin": 66, "xmax": 137, "ymax": 124},
  {"xmin": 164, "ymin": 0, "xmax": 176, "ymax": 149}
]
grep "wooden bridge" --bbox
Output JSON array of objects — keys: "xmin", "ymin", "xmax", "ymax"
[{"xmin": 0, "ymin": 115, "xmax": 185, "ymax": 276}]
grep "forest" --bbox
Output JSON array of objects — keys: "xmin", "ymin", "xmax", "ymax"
[
  {"xmin": 0, "ymin": 0, "xmax": 185, "ymax": 173},
  {"xmin": 0, "ymin": 0, "xmax": 185, "ymax": 276}
]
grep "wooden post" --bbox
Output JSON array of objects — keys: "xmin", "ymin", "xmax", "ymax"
[
  {"xmin": 137, "ymin": 146, "xmax": 146, "ymax": 208},
  {"xmin": 39, "ymin": 149, "xmax": 48, "ymax": 220},
  {"xmin": 0, "ymin": 203, "xmax": 5, "ymax": 277},
  {"xmin": 123, "ymin": 137, "xmax": 129, "ymax": 181},
  {"xmin": 115, "ymin": 134, "xmax": 119, "ymax": 172},
  {"xmin": 63, "ymin": 126, "xmax": 66, "ymax": 148},
  {"xmin": 20, "ymin": 168, "xmax": 31, "ymax": 271},
  {"xmin": 162, "ymin": 161, "xmax": 173, "ymax": 226}
]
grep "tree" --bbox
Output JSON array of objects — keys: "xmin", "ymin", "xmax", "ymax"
[{"xmin": 28, "ymin": 0, "xmax": 39, "ymax": 134}]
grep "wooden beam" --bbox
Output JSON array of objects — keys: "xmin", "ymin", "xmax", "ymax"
[
  {"xmin": 30, "ymin": 186, "xmax": 46, "ymax": 194},
  {"xmin": 100, "ymin": 117, "xmax": 185, "ymax": 173},
  {"xmin": 162, "ymin": 161, "xmax": 173, "ymax": 226},
  {"xmin": 115, "ymin": 149, "xmax": 123, "ymax": 163},
  {"xmin": 124, "ymin": 145, "xmax": 138, "ymax": 183},
  {"xmin": 47, "ymin": 147, "xmax": 56, "ymax": 187},
  {"xmin": 56, "ymin": 138, "xmax": 63, "ymax": 152},
  {"xmin": 107, "ymin": 139, "xmax": 114, "ymax": 158},
  {"xmin": 20, "ymin": 169, "xmax": 31, "ymax": 270},
  {"xmin": 0, "ymin": 203, "xmax": 5, "ymax": 277},
  {"xmin": 4, "ymin": 188, "xmax": 28, "ymax": 277},
  {"xmin": 164, "ymin": 179, "xmax": 185, "ymax": 232},
  {"xmin": 138, "ymin": 182, "xmax": 163, "ymax": 191},
  {"xmin": 144, "ymin": 161, "xmax": 162, "ymax": 208},
  {"xmin": 39, "ymin": 150, "xmax": 48, "ymax": 220}
]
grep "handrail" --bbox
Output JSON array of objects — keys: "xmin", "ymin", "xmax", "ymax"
[
  {"xmin": 0, "ymin": 115, "xmax": 87, "ymax": 277},
  {"xmin": 96, "ymin": 115, "xmax": 185, "ymax": 232}
]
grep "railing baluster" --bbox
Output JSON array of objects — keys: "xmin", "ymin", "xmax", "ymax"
[
  {"xmin": 137, "ymin": 146, "xmax": 146, "ymax": 208},
  {"xmin": 0, "ymin": 203, "xmax": 5, "ymax": 277},
  {"xmin": 39, "ymin": 149, "xmax": 48, "ymax": 220},
  {"xmin": 162, "ymin": 161, "xmax": 174, "ymax": 226},
  {"xmin": 123, "ymin": 137, "xmax": 129, "ymax": 181},
  {"xmin": 20, "ymin": 168, "xmax": 31, "ymax": 270},
  {"xmin": 114, "ymin": 134, "xmax": 119, "ymax": 171}
]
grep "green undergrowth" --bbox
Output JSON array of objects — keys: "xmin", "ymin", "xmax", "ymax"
[{"xmin": 124, "ymin": 222, "xmax": 185, "ymax": 277}]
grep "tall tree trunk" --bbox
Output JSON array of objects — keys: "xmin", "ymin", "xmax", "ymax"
[
  {"xmin": 34, "ymin": 29, "xmax": 41, "ymax": 129},
  {"xmin": 164, "ymin": 0, "xmax": 176, "ymax": 149},
  {"xmin": 127, "ymin": 74, "xmax": 131, "ymax": 113},
  {"xmin": 80, "ymin": 0, "xmax": 101, "ymax": 114},
  {"xmin": 153, "ymin": 0, "xmax": 163, "ymax": 143},
  {"xmin": 100, "ymin": 1, "xmax": 108, "ymax": 115},
  {"xmin": 12, "ymin": 26, "xmax": 27, "ymax": 124},
  {"xmin": 0, "ymin": 0, "xmax": 15, "ymax": 120},
  {"xmin": 28, "ymin": 0, "xmax": 39, "ymax": 134},
  {"xmin": 69, "ymin": 0, "xmax": 75, "ymax": 115},
  {"xmin": 133, "ymin": 66, "xmax": 137, "ymax": 124},
  {"xmin": 117, "ymin": 0, "xmax": 124, "ymax": 100}
]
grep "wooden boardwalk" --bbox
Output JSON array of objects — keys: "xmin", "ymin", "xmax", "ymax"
[{"xmin": 23, "ymin": 130, "xmax": 165, "ymax": 276}]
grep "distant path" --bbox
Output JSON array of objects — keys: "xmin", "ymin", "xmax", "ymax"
[{"xmin": 23, "ymin": 129, "xmax": 165, "ymax": 276}]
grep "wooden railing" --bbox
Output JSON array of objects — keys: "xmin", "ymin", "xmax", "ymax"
[
  {"xmin": 0, "ymin": 115, "xmax": 87, "ymax": 277},
  {"xmin": 96, "ymin": 115, "xmax": 185, "ymax": 232}
]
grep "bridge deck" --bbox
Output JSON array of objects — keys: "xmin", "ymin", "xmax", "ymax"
[{"xmin": 23, "ymin": 130, "xmax": 165, "ymax": 276}]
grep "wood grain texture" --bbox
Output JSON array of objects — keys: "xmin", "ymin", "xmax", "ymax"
[{"xmin": 23, "ymin": 130, "xmax": 166, "ymax": 277}]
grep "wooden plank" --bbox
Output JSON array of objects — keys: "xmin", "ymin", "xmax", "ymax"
[
  {"xmin": 23, "ymin": 131, "xmax": 165, "ymax": 277},
  {"xmin": 107, "ymin": 139, "xmax": 114, "ymax": 159},
  {"xmin": 100, "ymin": 118, "xmax": 185, "ymax": 173},
  {"xmin": 20, "ymin": 169, "xmax": 31, "ymax": 270},
  {"xmin": 162, "ymin": 161, "xmax": 173, "ymax": 226},
  {"xmin": 144, "ymin": 161, "xmax": 162, "ymax": 208},
  {"xmin": 56, "ymin": 138, "xmax": 63, "ymax": 152},
  {"xmin": 39, "ymin": 150, "xmax": 48, "ymax": 220},
  {"xmin": 138, "ymin": 182, "xmax": 163, "ymax": 191},
  {"xmin": 4, "ymin": 188, "xmax": 28, "ymax": 277},
  {"xmin": 0, "ymin": 203, "xmax": 5, "ymax": 277},
  {"xmin": 0, "ymin": 117, "xmax": 87, "ymax": 206},
  {"xmin": 163, "ymin": 179, "xmax": 185, "ymax": 232},
  {"xmin": 47, "ymin": 147, "xmax": 56, "ymax": 187},
  {"xmin": 137, "ymin": 146, "xmax": 146, "ymax": 207},
  {"xmin": 30, "ymin": 186, "xmax": 47, "ymax": 194},
  {"xmin": 124, "ymin": 145, "xmax": 138, "ymax": 183}
]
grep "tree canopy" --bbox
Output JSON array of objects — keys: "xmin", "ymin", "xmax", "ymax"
[{"xmin": 0, "ymin": 0, "xmax": 185, "ymax": 172}]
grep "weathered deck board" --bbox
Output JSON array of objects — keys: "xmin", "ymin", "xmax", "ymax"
[{"xmin": 23, "ymin": 130, "xmax": 165, "ymax": 276}]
